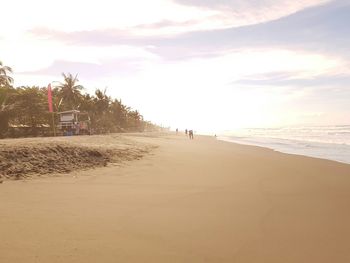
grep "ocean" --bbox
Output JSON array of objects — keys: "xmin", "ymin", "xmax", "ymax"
[{"xmin": 218, "ymin": 126, "xmax": 350, "ymax": 164}]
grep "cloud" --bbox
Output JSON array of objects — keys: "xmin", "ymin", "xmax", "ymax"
[
  {"xmin": 28, "ymin": 0, "xmax": 350, "ymax": 62},
  {"xmin": 29, "ymin": 27, "xmax": 138, "ymax": 46},
  {"xmin": 13, "ymin": 0, "xmax": 329, "ymax": 39},
  {"xmin": 134, "ymin": 19, "xmax": 199, "ymax": 30},
  {"xmin": 1, "ymin": 0, "xmax": 220, "ymax": 37},
  {"xmin": 153, "ymin": 0, "xmax": 350, "ymax": 59},
  {"xmin": 1, "ymin": 31, "xmax": 159, "ymax": 75},
  {"xmin": 19, "ymin": 59, "xmax": 143, "ymax": 80},
  {"xmin": 173, "ymin": 0, "xmax": 330, "ymax": 26},
  {"xmin": 233, "ymin": 72, "xmax": 350, "ymax": 88},
  {"xmin": 174, "ymin": 0, "xmax": 327, "ymax": 9}
]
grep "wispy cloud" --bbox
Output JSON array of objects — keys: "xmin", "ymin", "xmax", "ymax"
[
  {"xmin": 28, "ymin": 0, "xmax": 350, "ymax": 62},
  {"xmin": 134, "ymin": 19, "xmax": 200, "ymax": 30},
  {"xmin": 174, "ymin": 0, "xmax": 328, "ymax": 10},
  {"xmin": 174, "ymin": 0, "xmax": 330, "ymax": 26},
  {"xmin": 19, "ymin": 59, "xmax": 145, "ymax": 80},
  {"xmin": 151, "ymin": 0, "xmax": 350, "ymax": 59},
  {"xmin": 233, "ymin": 72, "xmax": 350, "ymax": 88}
]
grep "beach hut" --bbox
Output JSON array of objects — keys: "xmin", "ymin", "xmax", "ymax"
[{"xmin": 57, "ymin": 110, "xmax": 91, "ymax": 135}]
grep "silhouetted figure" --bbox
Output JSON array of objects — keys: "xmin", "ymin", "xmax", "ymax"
[
  {"xmin": 189, "ymin": 130, "xmax": 194, "ymax": 139},
  {"xmin": 176, "ymin": 128, "xmax": 178, "ymax": 134},
  {"xmin": 185, "ymin": 129, "xmax": 188, "ymax": 135}
]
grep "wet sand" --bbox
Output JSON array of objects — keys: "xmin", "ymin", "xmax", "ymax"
[{"xmin": 1, "ymin": 133, "xmax": 350, "ymax": 262}]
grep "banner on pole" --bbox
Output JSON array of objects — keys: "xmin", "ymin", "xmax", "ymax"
[{"xmin": 48, "ymin": 83, "xmax": 53, "ymax": 112}]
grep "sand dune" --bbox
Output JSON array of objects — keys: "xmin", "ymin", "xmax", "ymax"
[
  {"xmin": 1, "ymin": 133, "xmax": 350, "ymax": 262},
  {"xmin": 0, "ymin": 134, "xmax": 156, "ymax": 180}
]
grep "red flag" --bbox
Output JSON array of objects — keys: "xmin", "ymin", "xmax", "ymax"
[{"xmin": 47, "ymin": 83, "xmax": 53, "ymax": 112}]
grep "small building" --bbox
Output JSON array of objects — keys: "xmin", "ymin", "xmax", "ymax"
[{"xmin": 57, "ymin": 110, "xmax": 91, "ymax": 135}]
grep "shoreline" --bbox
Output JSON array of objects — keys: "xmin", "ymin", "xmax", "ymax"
[
  {"xmin": 217, "ymin": 134, "xmax": 350, "ymax": 165},
  {"xmin": 1, "ymin": 133, "xmax": 350, "ymax": 262}
]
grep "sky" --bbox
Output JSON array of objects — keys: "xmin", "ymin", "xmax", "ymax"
[{"xmin": 1, "ymin": 0, "xmax": 349, "ymax": 132}]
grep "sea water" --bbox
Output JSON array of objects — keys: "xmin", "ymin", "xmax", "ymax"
[{"xmin": 218, "ymin": 126, "xmax": 350, "ymax": 164}]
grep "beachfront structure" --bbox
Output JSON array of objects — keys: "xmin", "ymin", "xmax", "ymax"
[{"xmin": 57, "ymin": 110, "xmax": 91, "ymax": 135}]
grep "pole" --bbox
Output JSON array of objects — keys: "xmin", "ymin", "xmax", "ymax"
[
  {"xmin": 47, "ymin": 83, "xmax": 56, "ymax": 136},
  {"xmin": 51, "ymin": 112, "xmax": 56, "ymax": 136}
]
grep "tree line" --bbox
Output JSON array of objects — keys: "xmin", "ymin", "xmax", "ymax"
[{"xmin": 0, "ymin": 60, "xmax": 159, "ymax": 138}]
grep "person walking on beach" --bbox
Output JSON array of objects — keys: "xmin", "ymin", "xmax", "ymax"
[
  {"xmin": 176, "ymin": 128, "xmax": 178, "ymax": 134},
  {"xmin": 189, "ymin": 130, "xmax": 194, "ymax": 140},
  {"xmin": 185, "ymin": 129, "xmax": 188, "ymax": 135}
]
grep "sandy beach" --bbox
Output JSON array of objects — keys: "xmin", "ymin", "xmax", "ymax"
[{"xmin": 1, "ymin": 133, "xmax": 350, "ymax": 262}]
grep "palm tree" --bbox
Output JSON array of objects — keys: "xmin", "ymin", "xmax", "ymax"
[
  {"xmin": 127, "ymin": 109, "xmax": 143, "ymax": 131},
  {"xmin": 91, "ymin": 88, "xmax": 113, "ymax": 132},
  {"xmin": 94, "ymin": 88, "xmax": 110, "ymax": 113},
  {"xmin": 0, "ymin": 85, "xmax": 16, "ymax": 136},
  {"xmin": 14, "ymin": 86, "xmax": 47, "ymax": 130},
  {"xmin": 0, "ymin": 60, "xmax": 13, "ymax": 87},
  {"xmin": 57, "ymin": 73, "xmax": 84, "ymax": 110}
]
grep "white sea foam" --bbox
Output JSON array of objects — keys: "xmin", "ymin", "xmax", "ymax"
[{"xmin": 218, "ymin": 126, "xmax": 350, "ymax": 164}]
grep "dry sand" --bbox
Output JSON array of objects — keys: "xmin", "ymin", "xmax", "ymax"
[
  {"xmin": 1, "ymin": 133, "xmax": 350, "ymax": 262},
  {"xmin": 0, "ymin": 134, "xmax": 156, "ymax": 179}
]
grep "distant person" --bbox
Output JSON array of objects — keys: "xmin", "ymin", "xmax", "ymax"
[
  {"xmin": 189, "ymin": 130, "xmax": 194, "ymax": 140},
  {"xmin": 75, "ymin": 122, "xmax": 80, "ymax": 135},
  {"xmin": 185, "ymin": 129, "xmax": 188, "ymax": 135},
  {"xmin": 176, "ymin": 128, "xmax": 178, "ymax": 134}
]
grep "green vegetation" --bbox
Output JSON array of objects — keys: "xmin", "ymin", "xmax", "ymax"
[{"xmin": 0, "ymin": 61, "xmax": 159, "ymax": 138}]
